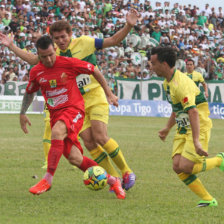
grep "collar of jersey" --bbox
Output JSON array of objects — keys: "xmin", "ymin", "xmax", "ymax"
[{"xmin": 167, "ymin": 68, "xmax": 176, "ymax": 82}]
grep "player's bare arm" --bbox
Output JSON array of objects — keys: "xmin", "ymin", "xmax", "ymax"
[
  {"xmin": 20, "ymin": 92, "xmax": 35, "ymax": 134},
  {"xmin": 202, "ymin": 82, "xmax": 209, "ymax": 98},
  {"xmin": 93, "ymin": 67, "xmax": 118, "ymax": 107},
  {"xmin": 102, "ymin": 8, "xmax": 140, "ymax": 48},
  {"xmin": 188, "ymin": 108, "xmax": 208, "ymax": 157},
  {"xmin": 159, "ymin": 112, "xmax": 176, "ymax": 141},
  {"xmin": 0, "ymin": 32, "xmax": 39, "ymax": 65}
]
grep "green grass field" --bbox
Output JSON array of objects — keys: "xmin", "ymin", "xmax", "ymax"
[{"xmin": 1, "ymin": 114, "xmax": 224, "ymax": 224}]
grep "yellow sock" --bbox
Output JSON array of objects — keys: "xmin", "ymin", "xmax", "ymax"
[
  {"xmin": 192, "ymin": 157, "xmax": 222, "ymax": 174},
  {"xmin": 43, "ymin": 118, "xmax": 51, "ymax": 163},
  {"xmin": 43, "ymin": 139, "xmax": 51, "ymax": 162},
  {"xmin": 103, "ymin": 138, "xmax": 132, "ymax": 175},
  {"xmin": 89, "ymin": 145, "xmax": 120, "ymax": 177},
  {"xmin": 178, "ymin": 173, "xmax": 213, "ymax": 201}
]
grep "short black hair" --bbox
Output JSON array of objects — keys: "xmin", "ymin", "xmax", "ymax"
[
  {"xmin": 36, "ymin": 35, "xmax": 54, "ymax": 50},
  {"xmin": 151, "ymin": 46, "xmax": 177, "ymax": 68},
  {"xmin": 186, "ymin": 58, "xmax": 195, "ymax": 65}
]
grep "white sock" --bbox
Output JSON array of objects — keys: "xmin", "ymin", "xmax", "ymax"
[
  {"xmin": 44, "ymin": 172, "xmax": 53, "ymax": 185},
  {"xmin": 107, "ymin": 175, "xmax": 116, "ymax": 186}
]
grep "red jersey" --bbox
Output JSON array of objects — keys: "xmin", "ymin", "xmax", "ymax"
[{"xmin": 26, "ymin": 56, "xmax": 95, "ymax": 113}]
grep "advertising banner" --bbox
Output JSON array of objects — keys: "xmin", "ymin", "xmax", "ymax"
[
  {"xmin": 1, "ymin": 81, "xmax": 224, "ymax": 119},
  {"xmin": 1, "ymin": 80, "xmax": 224, "ymax": 103},
  {"xmin": 116, "ymin": 78, "xmax": 224, "ymax": 103},
  {"xmin": 1, "ymin": 96, "xmax": 224, "ymax": 119},
  {"xmin": 0, "ymin": 96, "xmax": 44, "ymax": 114},
  {"xmin": 109, "ymin": 100, "xmax": 224, "ymax": 120}
]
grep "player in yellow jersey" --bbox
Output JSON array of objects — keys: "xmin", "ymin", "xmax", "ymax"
[
  {"xmin": 0, "ymin": 9, "xmax": 139, "ymax": 190},
  {"xmin": 185, "ymin": 58, "xmax": 208, "ymax": 98},
  {"xmin": 151, "ymin": 46, "xmax": 224, "ymax": 207}
]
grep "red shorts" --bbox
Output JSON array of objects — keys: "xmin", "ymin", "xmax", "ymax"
[{"xmin": 50, "ymin": 107, "xmax": 84, "ymax": 158}]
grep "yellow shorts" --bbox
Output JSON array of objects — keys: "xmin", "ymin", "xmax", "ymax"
[
  {"xmin": 172, "ymin": 129, "xmax": 211, "ymax": 163},
  {"xmin": 43, "ymin": 105, "xmax": 50, "ymax": 122},
  {"xmin": 81, "ymin": 87, "xmax": 109, "ymax": 133},
  {"xmin": 43, "ymin": 109, "xmax": 51, "ymax": 141}
]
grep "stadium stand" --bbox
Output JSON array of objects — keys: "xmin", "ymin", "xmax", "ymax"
[{"xmin": 0, "ymin": 0, "xmax": 224, "ymax": 92}]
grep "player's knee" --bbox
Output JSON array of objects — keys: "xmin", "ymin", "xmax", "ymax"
[
  {"xmin": 51, "ymin": 129, "xmax": 63, "ymax": 139},
  {"xmin": 178, "ymin": 163, "xmax": 193, "ymax": 174},
  {"xmin": 173, "ymin": 164, "xmax": 181, "ymax": 174},
  {"xmin": 83, "ymin": 140, "xmax": 97, "ymax": 151},
  {"xmin": 93, "ymin": 134, "xmax": 109, "ymax": 146},
  {"xmin": 68, "ymin": 146, "xmax": 83, "ymax": 166},
  {"xmin": 68, "ymin": 156, "xmax": 82, "ymax": 166}
]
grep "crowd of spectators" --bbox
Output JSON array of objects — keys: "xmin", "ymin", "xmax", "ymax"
[{"xmin": 0, "ymin": 0, "xmax": 224, "ymax": 93}]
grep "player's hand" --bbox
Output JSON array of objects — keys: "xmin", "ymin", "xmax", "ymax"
[
  {"xmin": 107, "ymin": 94, "xmax": 118, "ymax": 107},
  {"xmin": 194, "ymin": 141, "xmax": 208, "ymax": 157},
  {"xmin": 158, "ymin": 127, "xmax": 170, "ymax": 141},
  {"xmin": 126, "ymin": 8, "xmax": 141, "ymax": 27},
  {"xmin": 0, "ymin": 32, "xmax": 14, "ymax": 47},
  {"xmin": 20, "ymin": 114, "xmax": 31, "ymax": 134}
]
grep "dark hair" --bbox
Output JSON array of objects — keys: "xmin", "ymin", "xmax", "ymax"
[
  {"xmin": 151, "ymin": 46, "xmax": 177, "ymax": 68},
  {"xmin": 49, "ymin": 20, "xmax": 72, "ymax": 36},
  {"xmin": 36, "ymin": 35, "xmax": 54, "ymax": 50},
  {"xmin": 186, "ymin": 58, "xmax": 195, "ymax": 65}
]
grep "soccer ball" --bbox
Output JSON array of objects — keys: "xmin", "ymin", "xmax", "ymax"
[{"xmin": 83, "ymin": 166, "xmax": 108, "ymax": 191}]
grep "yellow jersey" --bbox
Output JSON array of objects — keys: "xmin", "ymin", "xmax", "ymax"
[
  {"xmin": 184, "ymin": 70, "xmax": 205, "ymax": 87},
  {"xmin": 55, "ymin": 35, "xmax": 103, "ymax": 95},
  {"xmin": 163, "ymin": 69, "xmax": 212, "ymax": 134}
]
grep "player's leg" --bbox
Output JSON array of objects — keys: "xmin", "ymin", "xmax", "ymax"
[
  {"xmin": 42, "ymin": 110, "xmax": 51, "ymax": 169},
  {"xmin": 173, "ymin": 132, "xmax": 217, "ymax": 207},
  {"xmin": 80, "ymin": 108, "xmax": 120, "ymax": 178},
  {"xmin": 189, "ymin": 130, "xmax": 223, "ymax": 174},
  {"xmin": 29, "ymin": 120, "xmax": 67, "ymax": 195},
  {"xmin": 174, "ymin": 155, "xmax": 215, "ymax": 206},
  {"xmin": 90, "ymin": 119, "xmax": 135, "ymax": 190},
  {"xmin": 65, "ymin": 140, "xmax": 125, "ymax": 200}
]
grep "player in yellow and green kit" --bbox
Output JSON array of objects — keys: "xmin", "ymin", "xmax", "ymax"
[
  {"xmin": 42, "ymin": 105, "xmax": 51, "ymax": 168},
  {"xmin": 185, "ymin": 58, "xmax": 208, "ymax": 98},
  {"xmin": 151, "ymin": 46, "xmax": 224, "ymax": 207},
  {"xmin": 0, "ymin": 9, "xmax": 139, "ymax": 190}
]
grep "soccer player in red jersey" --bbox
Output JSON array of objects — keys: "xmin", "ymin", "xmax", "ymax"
[{"xmin": 20, "ymin": 35, "xmax": 125, "ymax": 199}]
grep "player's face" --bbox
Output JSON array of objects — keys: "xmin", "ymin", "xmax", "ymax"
[
  {"xmin": 38, "ymin": 45, "xmax": 56, "ymax": 68},
  {"xmin": 186, "ymin": 61, "xmax": 194, "ymax": 73},
  {"xmin": 150, "ymin": 54, "xmax": 166, "ymax": 77},
  {"xmin": 51, "ymin": 30, "xmax": 72, "ymax": 50}
]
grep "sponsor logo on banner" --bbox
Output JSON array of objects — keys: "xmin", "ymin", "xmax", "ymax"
[
  {"xmin": 209, "ymin": 103, "xmax": 224, "ymax": 119},
  {"xmin": 1, "ymin": 80, "xmax": 224, "ymax": 103},
  {"xmin": 1, "ymin": 96, "xmax": 224, "ymax": 120},
  {"xmin": 116, "ymin": 78, "xmax": 224, "ymax": 103},
  {"xmin": 109, "ymin": 100, "xmax": 172, "ymax": 117}
]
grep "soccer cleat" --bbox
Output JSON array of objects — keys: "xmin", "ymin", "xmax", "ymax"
[
  {"xmin": 111, "ymin": 178, "xmax": 126, "ymax": 199},
  {"xmin": 197, "ymin": 198, "xmax": 218, "ymax": 207},
  {"xmin": 29, "ymin": 179, "xmax": 51, "ymax": 195},
  {"xmin": 109, "ymin": 178, "xmax": 122, "ymax": 193},
  {"xmin": 122, "ymin": 172, "xmax": 136, "ymax": 191},
  {"xmin": 216, "ymin": 152, "xmax": 224, "ymax": 171}
]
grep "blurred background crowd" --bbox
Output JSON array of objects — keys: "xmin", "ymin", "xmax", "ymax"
[{"xmin": 0, "ymin": 0, "xmax": 224, "ymax": 94}]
